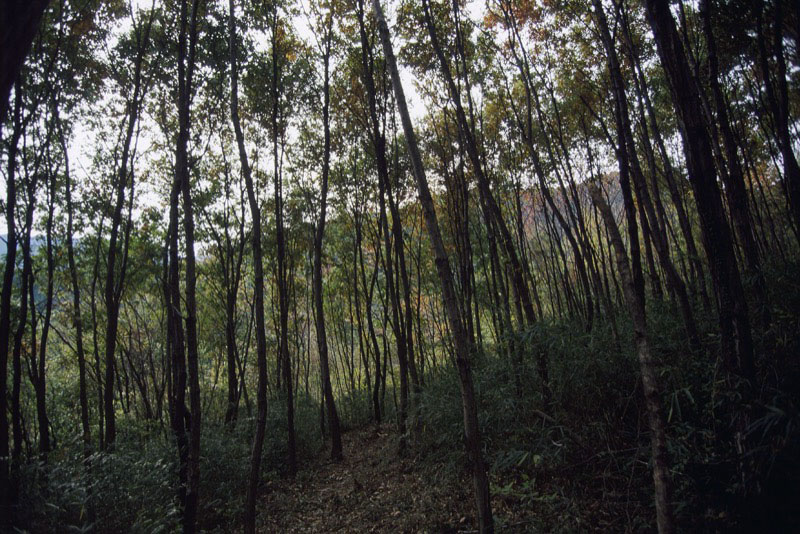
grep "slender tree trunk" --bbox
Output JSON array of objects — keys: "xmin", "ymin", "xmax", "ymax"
[
  {"xmin": 217, "ymin": 165, "xmax": 245, "ymax": 427},
  {"xmin": 425, "ymin": 0, "xmax": 536, "ymax": 328},
  {"xmin": 166, "ymin": 172, "xmax": 189, "ymax": 529},
  {"xmin": 588, "ymin": 0, "xmax": 645, "ymax": 310},
  {"xmin": 0, "ymin": 87, "xmax": 22, "ymax": 523},
  {"xmin": 591, "ymin": 0, "xmax": 700, "ymax": 349},
  {"xmin": 55, "ymin": 101, "xmax": 91, "ymax": 464},
  {"xmin": 356, "ymin": 0, "xmax": 411, "ymax": 447},
  {"xmin": 10, "ymin": 211, "xmax": 32, "ymax": 504},
  {"xmin": 701, "ymin": 0, "xmax": 769, "ymax": 324},
  {"xmin": 644, "ymin": 0, "xmax": 755, "ymax": 383},
  {"xmin": 268, "ymin": 2, "xmax": 297, "ymax": 476},
  {"xmin": 589, "ymin": 183, "xmax": 675, "ymax": 534},
  {"xmin": 31, "ymin": 161, "xmax": 56, "ymax": 459},
  {"xmin": 371, "ymin": 2, "xmax": 493, "ymax": 531},
  {"xmin": 312, "ymin": 10, "xmax": 342, "ymax": 461},
  {"xmin": 357, "ymin": 209, "xmax": 382, "ymax": 425},
  {"xmin": 103, "ymin": 7, "xmax": 153, "ymax": 448},
  {"xmin": 499, "ymin": 0, "xmax": 595, "ymax": 334},
  {"xmin": 228, "ymin": 1, "xmax": 270, "ymax": 526},
  {"xmin": 627, "ymin": 36, "xmax": 710, "ymax": 309},
  {"xmin": 89, "ymin": 215, "xmax": 106, "ymax": 450},
  {"xmin": 171, "ymin": 0, "xmax": 202, "ymax": 530},
  {"xmin": 756, "ymin": 0, "xmax": 800, "ymax": 239}
]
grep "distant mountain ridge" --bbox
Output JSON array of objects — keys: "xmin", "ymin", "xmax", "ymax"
[{"xmin": 0, "ymin": 234, "xmax": 47, "ymax": 259}]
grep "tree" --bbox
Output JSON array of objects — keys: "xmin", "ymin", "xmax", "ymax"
[
  {"xmin": 174, "ymin": 0, "xmax": 203, "ymax": 528},
  {"xmin": 228, "ymin": 0, "xmax": 271, "ymax": 529},
  {"xmin": 755, "ymin": 0, "xmax": 800, "ymax": 239},
  {"xmin": 54, "ymin": 96, "xmax": 91, "ymax": 481},
  {"xmin": 103, "ymin": 2, "xmax": 156, "ymax": 448},
  {"xmin": 0, "ymin": 0, "xmax": 50, "ymax": 127},
  {"xmin": 643, "ymin": 0, "xmax": 755, "ymax": 383},
  {"xmin": 355, "ymin": 0, "xmax": 413, "ymax": 449},
  {"xmin": 588, "ymin": 181, "xmax": 674, "ymax": 534},
  {"xmin": 0, "ymin": 83, "xmax": 24, "ymax": 525},
  {"xmin": 590, "ymin": 0, "xmax": 699, "ymax": 350},
  {"xmin": 371, "ymin": 1, "xmax": 493, "ymax": 530},
  {"xmin": 310, "ymin": 1, "xmax": 343, "ymax": 462}
]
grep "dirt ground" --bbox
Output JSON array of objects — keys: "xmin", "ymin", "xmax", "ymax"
[{"xmin": 256, "ymin": 425, "xmax": 483, "ymax": 533}]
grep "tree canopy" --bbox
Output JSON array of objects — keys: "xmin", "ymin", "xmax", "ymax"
[{"xmin": 1, "ymin": 0, "xmax": 799, "ymax": 532}]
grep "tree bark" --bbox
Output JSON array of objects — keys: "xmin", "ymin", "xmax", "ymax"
[
  {"xmin": 588, "ymin": 183, "xmax": 675, "ymax": 534},
  {"xmin": 103, "ymin": 6, "xmax": 154, "ymax": 448},
  {"xmin": 371, "ymin": 1, "xmax": 493, "ymax": 531},
  {"xmin": 55, "ymin": 99, "xmax": 91, "ymax": 469},
  {"xmin": 228, "ymin": 0, "xmax": 270, "ymax": 525},
  {"xmin": 312, "ymin": 8, "xmax": 343, "ymax": 462},
  {"xmin": 755, "ymin": 0, "xmax": 800, "ymax": 240},
  {"xmin": 175, "ymin": 0, "xmax": 202, "ymax": 529},
  {"xmin": 700, "ymin": 0, "xmax": 768, "ymax": 324},
  {"xmin": 30, "ymin": 151, "xmax": 56, "ymax": 459},
  {"xmin": 356, "ymin": 0, "xmax": 412, "ymax": 448},
  {"xmin": 591, "ymin": 0, "xmax": 700, "ymax": 350},
  {"xmin": 0, "ymin": 86, "xmax": 22, "ymax": 523},
  {"xmin": 644, "ymin": 0, "xmax": 755, "ymax": 383},
  {"xmin": 267, "ymin": 1, "xmax": 298, "ymax": 476}
]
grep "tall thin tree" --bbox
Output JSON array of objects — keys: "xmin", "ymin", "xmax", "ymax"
[
  {"xmin": 371, "ymin": 1, "xmax": 493, "ymax": 531},
  {"xmin": 229, "ymin": 0, "xmax": 271, "ymax": 529},
  {"xmin": 311, "ymin": 3, "xmax": 343, "ymax": 462}
]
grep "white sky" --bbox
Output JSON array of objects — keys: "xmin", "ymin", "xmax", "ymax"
[{"xmin": 6, "ymin": 0, "xmax": 595, "ymax": 251}]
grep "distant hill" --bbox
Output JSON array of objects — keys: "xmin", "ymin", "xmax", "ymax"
[{"xmin": 0, "ymin": 234, "xmax": 47, "ymax": 259}]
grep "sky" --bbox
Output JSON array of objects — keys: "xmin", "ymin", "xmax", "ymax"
[{"xmin": 1, "ymin": 0, "xmax": 485, "ymax": 244}]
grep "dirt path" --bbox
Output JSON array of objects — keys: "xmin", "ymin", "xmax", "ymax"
[{"xmin": 256, "ymin": 425, "xmax": 477, "ymax": 533}]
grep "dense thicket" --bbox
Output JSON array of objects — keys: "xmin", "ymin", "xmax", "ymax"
[{"xmin": 1, "ymin": 0, "xmax": 799, "ymax": 532}]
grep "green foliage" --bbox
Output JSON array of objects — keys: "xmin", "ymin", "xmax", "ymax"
[
  {"xmin": 260, "ymin": 394, "xmax": 324, "ymax": 478},
  {"xmin": 412, "ymin": 287, "xmax": 800, "ymax": 531},
  {"xmin": 17, "ymin": 434, "xmax": 179, "ymax": 533},
  {"xmin": 336, "ymin": 387, "xmax": 377, "ymax": 430},
  {"xmin": 13, "ymin": 394, "xmax": 331, "ymax": 533}
]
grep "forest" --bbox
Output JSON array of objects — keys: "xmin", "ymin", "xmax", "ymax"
[{"xmin": 1, "ymin": 0, "xmax": 799, "ymax": 531}]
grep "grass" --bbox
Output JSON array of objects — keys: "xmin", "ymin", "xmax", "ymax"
[{"xmin": 14, "ymin": 264, "xmax": 800, "ymax": 532}]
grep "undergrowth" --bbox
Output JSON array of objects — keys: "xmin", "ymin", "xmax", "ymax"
[
  {"xmin": 12, "ymin": 391, "xmax": 375, "ymax": 533},
  {"xmin": 412, "ymin": 263, "xmax": 800, "ymax": 532},
  {"xmin": 13, "ymin": 263, "xmax": 800, "ymax": 532}
]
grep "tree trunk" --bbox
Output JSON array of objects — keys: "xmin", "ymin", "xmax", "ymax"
[
  {"xmin": 0, "ymin": 86, "xmax": 22, "ymax": 523},
  {"xmin": 644, "ymin": 0, "xmax": 755, "ymax": 383},
  {"xmin": 268, "ymin": 1, "xmax": 297, "ymax": 476},
  {"xmin": 30, "ymin": 156, "xmax": 56, "ymax": 459},
  {"xmin": 589, "ymin": 183, "xmax": 675, "ymax": 534},
  {"xmin": 55, "ymin": 101, "xmax": 91, "ymax": 468},
  {"xmin": 371, "ymin": 1, "xmax": 493, "ymax": 531},
  {"xmin": 356, "ymin": 0, "xmax": 411, "ymax": 448},
  {"xmin": 103, "ymin": 7, "xmax": 153, "ymax": 448},
  {"xmin": 171, "ymin": 0, "xmax": 202, "ymax": 530},
  {"xmin": 756, "ymin": 0, "xmax": 800, "ymax": 240},
  {"xmin": 591, "ymin": 0, "xmax": 700, "ymax": 350},
  {"xmin": 166, "ymin": 173, "xmax": 189, "ymax": 530},
  {"xmin": 312, "ymin": 10, "xmax": 342, "ymax": 462},
  {"xmin": 701, "ymin": 0, "xmax": 769, "ymax": 324},
  {"xmin": 229, "ymin": 1, "xmax": 270, "ymax": 526}
]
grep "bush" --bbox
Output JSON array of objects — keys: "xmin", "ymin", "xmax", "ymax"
[
  {"xmin": 17, "ymin": 433, "xmax": 179, "ymax": 533},
  {"xmin": 411, "ymin": 293, "xmax": 800, "ymax": 531}
]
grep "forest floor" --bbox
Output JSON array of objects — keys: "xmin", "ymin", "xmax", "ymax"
[{"xmin": 256, "ymin": 425, "xmax": 484, "ymax": 533}]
